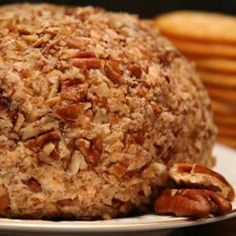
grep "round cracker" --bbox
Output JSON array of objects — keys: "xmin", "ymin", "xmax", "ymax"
[
  {"xmin": 218, "ymin": 137, "xmax": 236, "ymax": 148},
  {"xmin": 195, "ymin": 58, "xmax": 236, "ymax": 74},
  {"xmin": 215, "ymin": 115, "xmax": 236, "ymax": 126},
  {"xmin": 155, "ymin": 11, "xmax": 236, "ymax": 44},
  {"xmin": 198, "ymin": 70, "xmax": 236, "ymax": 88},
  {"xmin": 212, "ymin": 100, "xmax": 236, "ymax": 115},
  {"xmin": 218, "ymin": 127, "xmax": 236, "ymax": 138},
  {"xmin": 207, "ymin": 86, "xmax": 236, "ymax": 104},
  {"xmin": 168, "ymin": 38, "xmax": 236, "ymax": 59}
]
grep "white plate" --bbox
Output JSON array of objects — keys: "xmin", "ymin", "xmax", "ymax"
[{"xmin": 0, "ymin": 144, "xmax": 235, "ymax": 234}]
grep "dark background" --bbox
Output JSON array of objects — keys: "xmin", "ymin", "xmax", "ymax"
[{"xmin": 0, "ymin": 0, "xmax": 236, "ymax": 18}]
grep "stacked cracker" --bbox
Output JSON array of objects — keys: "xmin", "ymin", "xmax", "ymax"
[{"xmin": 155, "ymin": 11, "xmax": 236, "ymax": 148}]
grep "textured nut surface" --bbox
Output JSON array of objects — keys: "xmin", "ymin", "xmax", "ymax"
[
  {"xmin": 72, "ymin": 58, "xmax": 101, "ymax": 69},
  {"xmin": 0, "ymin": 194, "xmax": 10, "ymax": 213},
  {"xmin": 169, "ymin": 164, "xmax": 235, "ymax": 201},
  {"xmin": 154, "ymin": 189, "xmax": 232, "ymax": 218},
  {"xmin": 128, "ymin": 64, "xmax": 142, "ymax": 79},
  {"xmin": 104, "ymin": 60, "xmax": 122, "ymax": 84},
  {"xmin": 22, "ymin": 177, "xmax": 42, "ymax": 193}
]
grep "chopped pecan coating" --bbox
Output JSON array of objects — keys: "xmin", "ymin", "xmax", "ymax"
[
  {"xmin": 22, "ymin": 177, "xmax": 42, "ymax": 193},
  {"xmin": 75, "ymin": 138, "xmax": 103, "ymax": 165},
  {"xmin": 128, "ymin": 64, "xmax": 142, "ymax": 79},
  {"xmin": 104, "ymin": 60, "xmax": 122, "ymax": 84},
  {"xmin": 72, "ymin": 58, "xmax": 101, "ymax": 69},
  {"xmin": 55, "ymin": 104, "xmax": 80, "ymax": 120}
]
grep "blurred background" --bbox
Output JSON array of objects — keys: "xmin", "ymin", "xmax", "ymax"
[{"xmin": 0, "ymin": 0, "xmax": 235, "ymax": 149}]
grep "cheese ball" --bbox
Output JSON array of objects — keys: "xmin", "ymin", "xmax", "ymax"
[{"xmin": 0, "ymin": 4, "xmax": 216, "ymax": 219}]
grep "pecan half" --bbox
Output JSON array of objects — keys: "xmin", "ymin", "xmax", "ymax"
[
  {"xmin": 154, "ymin": 189, "xmax": 232, "ymax": 218},
  {"xmin": 169, "ymin": 164, "xmax": 235, "ymax": 201},
  {"xmin": 158, "ymin": 50, "xmax": 181, "ymax": 67}
]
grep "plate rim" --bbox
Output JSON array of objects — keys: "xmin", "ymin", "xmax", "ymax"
[{"xmin": 0, "ymin": 211, "xmax": 235, "ymax": 233}]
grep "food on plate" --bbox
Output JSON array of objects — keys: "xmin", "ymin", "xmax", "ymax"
[
  {"xmin": 155, "ymin": 11, "xmax": 236, "ymax": 149},
  {"xmin": 0, "ymin": 3, "xmax": 217, "ymax": 220},
  {"xmin": 154, "ymin": 164, "xmax": 235, "ymax": 218},
  {"xmin": 155, "ymin": 11, "xmax": 236, "ymax": 44}
]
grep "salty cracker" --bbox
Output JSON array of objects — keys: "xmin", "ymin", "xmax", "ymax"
[
  {"xmin": 168, "ymin": 38, "xmax": 236, "ymax": 59},
  {"xmin": 155, "ymin": 11, "xmax": 236, "ymax": 44},
  {"xmin": 215, "ymin": 115, "xmax": 236, "ymax": 127},
  {"xmin": 211, "ymin": 100, "xmax": 236, "ymax": 115},
  {"xmin": 218, "ymin": 126, "xmax": 236, "ymax": 138},
  {"xmin": 195, "ymin": 58, "xmax": 236, "ymax": 74},
  {"xmin": 218, "ymin": 137, "xmax": 236, "ymax": 148},
  {"xmin": 198, "ymin": 70, "xmax": 236, "ymax": 88},
  {"xmin": 207, "ymin": 86, "xmax": 236, "ymax": 104}
]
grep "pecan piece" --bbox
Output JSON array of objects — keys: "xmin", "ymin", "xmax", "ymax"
[
  {"xmin": 55, "ymin": 104, "xmax": 80, "ymax": 121},
  {"xmin": 22, "ymin": 177, "xmax": 42, "ymax": 193},
  {"xmin": 68, "ymin": 150, "xmax": 88, "ymax": 175},
  {"xmin": 61, "ymin": 79, "xmax": 88, "ymax": 102},
  {"xmin": 65, "ymin": 7, "xmax": 77, "ymax": 16},
  {"xmin": 77, "ymin": 51, "xmax": 97, "ymax": 58},
  {"xmin": 62, "ymin": 78, "xmax": 84, "ymax": 87},
  {"xmin": 128, "ymin": 64, "xmax": 142, "ymax": 79},
  {"xmin": 75, "ymin": 138, "xmax": 103, "ymax": 165},
  {"xmin": 57, "ymin": 198, "xmax": 79, "ymax": 206},
  {"xmin": 158, "ymin": 50, "xmax": 181, "ymax": 67},
  {"xmin": 0, "ymin": 96, "xmax": 11, "ymax": 111},
  {"xmin": 0, "ymin": 193, "xmax": 10, "ymax": 213},
  {"xmin": 104, "ymin": 60, "xmax": 122, "ymax": 84},
  {"xmin": 72, "ymin": 55, "xmax": 101, "ymax": 69},
  {"xmin": 20, "ymin": 120, "xmax": 57, "ymax": 141},
  {"xmin": 169, "ymin": 164, "xmax": 235, "ymax": 201},
  {"xmin": 154, "ymin": 189, "xmax": 232, "ymax": 218},
  {"xmin": 36, "ymin": 131, "xmax": 60, "ymax": 147}
]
